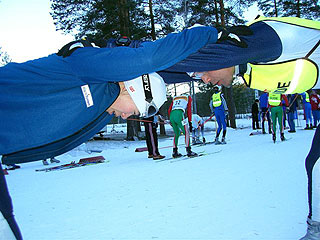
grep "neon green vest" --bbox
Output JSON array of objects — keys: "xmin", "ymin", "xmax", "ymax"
[
  {"xmin": 243, "ymin": 17, "xmax": 320, "ymax": 94},
  {"xmin": 268, "ymin": 93, "xmax": 282, "ymax": 106},
  {"xmin": 212, "ymin": 92, "xmax": 222, "ymax": 107},
  {"xmin": 304, "ymin": 92, "xmax": 310, "ymax": 102}
]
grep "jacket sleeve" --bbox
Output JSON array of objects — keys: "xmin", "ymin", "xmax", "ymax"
[
  {"xmin": 221, "ymin": 94, "xmax": 228, "ymax": 111},
  {"xmin": 282, "ymin": 95, "xmax": 289, "ymax": 107},
  {"xmin": 209, "ymin": 99, "xmax": 214, "ymax": 113},
  {"xmin": 65, "ymin": 26, "xmax": 218, "ymax": 83},
  {"xmin": 168, "ymin": 101, "xmax": 173, "ymax": 118},
  {"xmin": 187, "ymin": 96, "xmax": 192, "ymax": 122}
]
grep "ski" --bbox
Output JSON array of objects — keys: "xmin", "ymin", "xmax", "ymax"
[
  {"xmin": 170, "ymin": 150, "xmax": 222, "ymax": 163},
  {"xmin": 154, "ymin": 150, "xmax": 222, "ymax": 163},
  {"xmin": 249, "ymin": 131, "xmax": 263, "ymax": 136},
  {"xmin": 274, "ymin": 137, "xmax": 292, "ymax": 144},
  {"xmin": 36, "ymin": 156, "xmax": 107, "ymax": 172},
  {"xmin": 154, "ymin": 150, "xmax": 205, "ymax": 162},
  {"xmin": 193, "ymin": 141, "xmax": 216, "ymax": 147}
]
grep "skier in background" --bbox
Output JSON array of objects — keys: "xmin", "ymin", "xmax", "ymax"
[
  {"xmin": 168, "ymin": 94, "xmax": 198, "ymax": 158},
  {"xmin": 259, "ymin": 92, "xmax": 272, "ymax": 134},
  {"xmin": 268, "ymin": 92, "xmax": 289, "ymax": 142},
  {"xmin": 143, "ymin": 113, "xmax": 165, "ymax": 160},
  {"xmin": 287, "ymin": 94, "xmax": 298, "ymax": 133},
  {"xmin": 191, "ymin": 113, "xmax": 206, "ymax": 144},
  {"xmin": 301, "ymin": 91, "xmax": 314, "ymax": 129},
  {"xmin": 209, "ymin": 86, "xmax": 228, "ymax": 144},
  {"xmin": 310, "ymin": 90, "xmax": 320, "ymax": 128}
]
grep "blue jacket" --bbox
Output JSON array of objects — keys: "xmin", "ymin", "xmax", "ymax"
[
  {"xmin": 0, "ymin": 26, "xmax": 217, "ymax": 164},
  {"xmin": 259, "ymin": 93, "xmax": 269, "ymax": 109},
  {"xmin": 164, "ymin": 21, "xmax": 282, "ymax": 76}
]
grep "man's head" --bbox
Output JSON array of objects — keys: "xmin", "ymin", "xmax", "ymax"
[
  {"xmin": 193, "ymin": 66, "xmax": 235, "ymax": 87},
  {"xmin": 107, "ymin": 73, "xmax": 167, "ymax": 119}
]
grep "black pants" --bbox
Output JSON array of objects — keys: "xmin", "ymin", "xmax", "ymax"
[
  {"xmin": 261, "ymin": 107, "xmax": 271, "ymax": 133},
  {"xmin": 252, "ymin": 113, "xmax": 260, "ymax": 129},
  {"xmin": 144, "ymin": 122, "xmax": 160, "ymax": 156},
  {"xmin": 0, "ymin": 162, "xmax": 23, "ymax": 239},
  {"xmin": 305, "ymin": 124, "xmax": 320, "ymax": 219}
]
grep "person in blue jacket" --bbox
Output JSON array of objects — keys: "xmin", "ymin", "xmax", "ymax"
[
  {"xmin": 0, "ymin": 25, "xmax": 252, "ymax": 239},
  {"xmin": 209, "ymin": 86, "xmax": 228, "ymax": 144},
  {"xmin": 259, "ymin": 92, "xmax": 272, "ymax": 134},
  {"xmin": 287, "ymin": 94, "xmax": 299, "ymax": 133},
  {"xmin": 169, "ymin": 17, "xmax": 319, "ymax": 240},
  {"xmin": 300, "ymin": 91, "xmax": 314, "ymax": 129}
]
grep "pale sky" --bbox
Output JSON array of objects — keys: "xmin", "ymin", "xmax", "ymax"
[
  {"xmin": 0, "ymin": 0, "xmax": 261, "ymax": 63},
  {"xmin": 0, "ymin": 0, "xmax": 74, "ymax": 62}
]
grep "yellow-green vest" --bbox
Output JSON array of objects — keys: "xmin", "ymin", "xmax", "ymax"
[
  {"xmin": 268, "ymin": 93, "xmax": 282, "ymax": 106},
  {"xmin": 304, "ymin": 92, "xmax": 310, "ymax": 102},
  {"xmin": 212, "ymin": 92, "xmax": 222, "ymax": 107},
  {"xmin": 243, "ymin": 17, "xmax": 320, "ymax": 94}
]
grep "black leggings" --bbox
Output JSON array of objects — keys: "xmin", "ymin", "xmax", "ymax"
[
  {"xmin": 305, "ymin": 124, "xmax": 320, "ymax": 219},
  {"xmin": 0, "ymin": 163, "xmax": 23, "ymax": 239}
]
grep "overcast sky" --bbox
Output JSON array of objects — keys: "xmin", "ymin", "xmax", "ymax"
[{"xmin": 0, "ymin": 0, "xmax": 261, "ymax": 63}]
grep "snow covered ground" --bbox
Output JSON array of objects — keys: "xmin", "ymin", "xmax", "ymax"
[{"xmin": 5, "ymin": 118, "xmax": 315, "ymax": 240}]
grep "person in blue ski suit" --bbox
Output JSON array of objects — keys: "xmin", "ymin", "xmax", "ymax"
[
  {"xmin": 287, "ymin": 94, "xmax": 298, "ymax": 133},
  {"xmin": 209, "ymin": 86, "xmax": 228, "ymax": 144},
  {"xmin": 259, "ymin": 92, "xmax": 272, "ymax": 134},
  {"xmin": 0, "ymin": 24, "xmax": 253, "ymax": 239},
  {"xmin": 166, "ymin": 17, "xmax": 319, "ymax": 240},
  {"xmin": 300, "ymin": 91, "xmax": 313, "ymax": 129}
]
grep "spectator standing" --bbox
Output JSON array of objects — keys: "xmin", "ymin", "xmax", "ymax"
[
  {"xmin": 251, "ymin": 99, "xmax": 260, "ymax": 130},
  {"xmin": 310, "ymin": 90, "xmax": 320, "ymax": 128}
]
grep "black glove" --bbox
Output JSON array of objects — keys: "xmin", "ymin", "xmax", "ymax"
[
  {"xmin": 189, "ymin": 122, "xmax": 193, "ymax": 132},
  {"xmin": 216, "ymin": 25, "xmax": 253, "ymax": 48},
  {"xmin": 57, "ymin": 37, "xmax": 106, "ymax": 58}
]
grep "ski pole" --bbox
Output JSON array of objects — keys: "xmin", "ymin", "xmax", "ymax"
[
  {"xmin": 127, "ymin": 118, "xmax": 167, "ymax": 124},
  {"xmin": 199, "ymin": 113, "xmax": 215, "ymax": 127}
]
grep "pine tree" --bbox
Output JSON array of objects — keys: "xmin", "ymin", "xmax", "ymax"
[
  {"xmin": 256, "ymin": 0, "xmax": 320, "ymax": 19},
  {"xmin": 50, "ymin": 0, "xmax": 149, "ymax": 39},
  {"xmin": 0, "ymin": 47, "xmax": 11, "ymax": 66}
]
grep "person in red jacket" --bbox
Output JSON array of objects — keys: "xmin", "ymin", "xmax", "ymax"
[
  {"xmin": 268, "ymin": 93, "xmax": 289, "ymax": 142},
  {"xmin": 310, "ymin": 89, "xmax": 320, "ymax": 128},
  {"xmin": 168, "ymin": 94, "xmax": 197, "ymax": 158}
]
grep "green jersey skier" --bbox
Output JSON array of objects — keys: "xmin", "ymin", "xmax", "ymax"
[{"xmin": 168, "ymin": 95, "xmax": 197, "ymax": 158}]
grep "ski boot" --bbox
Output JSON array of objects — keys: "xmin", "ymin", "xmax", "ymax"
[
  {"xmin": 50, "ymin": 158, "xmax": 60, "ymax": 163},
  {"xmin": 214, "ymin": 137, "xmax": 221, "ymax": 145},
  {"xmin": 272, "ymin": 134, "xmax": 276, "ymax": 143},
  {"xmin": 195, "ymin": 137, "xmax": 202, "ymax": 144},
  {"xmin": 221, "ymin": 137, "xmax": 226, "ymax": 144},
  {"xmin": 172, "ymin": 147, "xmax": 182, "ymax": 158},
  {"xmin": 305, "ymin": 124, "xmax": 313, "ymax": 130},
  {"xmin": 6, "ymin": 164, "xmax": 21, "ymax": 170},
  {"xmin": 280, "ymin": 133, "xmax": 285, "ymax": 141},
  {"xmin": 42, "ymin": 159, "xmax": 49, "ymax": 165},
  {"xmin": 186, "ymin": 146, "xmax": 198, "ymax": 157},
  {"xmin": 153, "ymin": 154, "xmax": 165, "ymax": 160},
  {"xmin": 299, "ymin": 218, "xmax": 320, "ymax": 240},
  {"xmin": 202, "ymin": 137, "xmax": 206, "ymax": 144}
]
